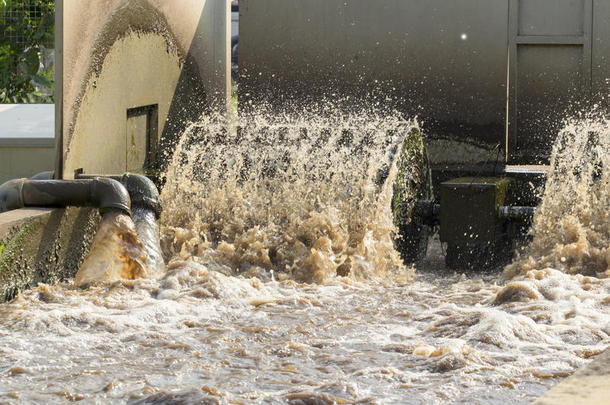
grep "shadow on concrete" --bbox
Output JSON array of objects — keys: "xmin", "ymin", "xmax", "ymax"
[{"xmin": 155, "ymin": 1, "xmax": 224, "ymax": 182}]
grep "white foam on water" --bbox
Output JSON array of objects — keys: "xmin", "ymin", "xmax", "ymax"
[{"xmin": 0, "ymin": 113, "xmax": 608, "ymax": 404}]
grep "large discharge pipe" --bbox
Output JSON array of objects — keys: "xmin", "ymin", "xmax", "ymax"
[
  {"xmin": 0, "ymin": 178, "xmax": 131, "ymax": 214},
  {"xmin": 74, "ymin": 171, "xmax": 162, "ymax": 218}
]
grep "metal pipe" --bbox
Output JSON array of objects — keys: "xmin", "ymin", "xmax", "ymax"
[
  {"xmin": 74, "ymin": 171, "xmax": 162, "ymax": 219},
  {"xmin": 30, "ymin": 171, "xmax": 55, "ymax": 180},
  {"xmin": 118, "ymin": 174, "xmax": 162, "ymax": 219},
  {"xmin": 413, "ymin": 199, "xmax": 441, "ymax": 226},
  {"xmin": 414, "ymin": 200, "xmax": 440, "ymax": 218},
  {"xmin": 498, "ymin": 206, "xmax": 536, "ymax": 220},
  {"xmin": 0, "ymin": 178, "xmax": 131, "ymax": 215},
  {"xmin": 412, "ymin": 199, "xmax": 536, "ymax": 223},
  {"xmin": 54, "ymin": 0, "xmax": 64, "ymax": 179}
]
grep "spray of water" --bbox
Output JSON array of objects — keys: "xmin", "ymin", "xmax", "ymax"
[
  {"xmin": 159, "ymin": 110, "xmax": 416, "ymax": 284},
  {"xmin": 503, "ymin": 118, "xmax": 609, "ymax": 281},
  {"xmin": 2, "ymin": 113, "xmax": 609, "ymax": 404}
]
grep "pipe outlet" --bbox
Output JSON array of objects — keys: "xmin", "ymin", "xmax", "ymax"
[
  {"xmin": 74, "ymin": 171, "xmax": 162, "ymax": 219},
  {"xmin": 119, "ymin": 174, "xmax": 162, "ymax": 219}
]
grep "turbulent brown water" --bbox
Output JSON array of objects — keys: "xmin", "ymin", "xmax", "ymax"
[
  {"xmin": 74, "ymin": 211, "xmax": 148, "ymax": 288},
  {"xmin": 159, "ymin": 112, "xmax": 412, "ymax": 284},
  {"xmin": 0, "ymin": 113, "xmax": 608, "ymax": 404},
  {"xmin": 503, "ymin": 119, "xmax": 609, "ymax": 280}
]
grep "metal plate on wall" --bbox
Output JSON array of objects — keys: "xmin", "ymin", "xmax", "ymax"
[
  {"xmin": 239, "ymin": 0, "xmax": 510, "ymax": 155},
  {"xmin": 508, "ymin": 0, "xmax": 593, "ymax": 165}
]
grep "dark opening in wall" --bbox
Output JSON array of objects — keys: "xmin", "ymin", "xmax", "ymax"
[{"xmin": 126, "ymin": 104, "xmax": 158, "ymax": 174}]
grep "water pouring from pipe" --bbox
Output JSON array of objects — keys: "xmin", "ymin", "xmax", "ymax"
[
  {"xmin": 74, "ymin": 210, "xmax": 149, "ymax": 287},
  {"xmin": 74, "ymin": 172, "xmax": 165, "ymax": 286}
]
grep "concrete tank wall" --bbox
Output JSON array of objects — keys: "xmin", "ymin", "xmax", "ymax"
[
  {"xmin": 239, "ymin": 0, "xmax": 610, "ymax": 166},
  {"xmin": 58, "ymin": 0, "xmax": 230, "ymax": 179},
  {"xmin": 0, "ymin": 140, "xmax": 55, "ymax": 184},
  {"xmin": 0, "ymin": 104, "xmax": 55, "ymax": 183},
  {"xmin": 0, "ymin": 207, "xmax": 100, "ymax": 302},
  {"xmin": 239, "ymin": 0, "xmax": 510, "ymax": 163}
]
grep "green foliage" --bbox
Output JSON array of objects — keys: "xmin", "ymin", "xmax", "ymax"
[{"xmin": 0, "ymin": 0, "xmax": 55, "ymax": 103}]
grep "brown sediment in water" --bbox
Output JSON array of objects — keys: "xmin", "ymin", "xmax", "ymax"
[
  {"xmin": 503, "ymin": 119, "xmax": 610, "ymax": 281},
  {"xmin": 74, "ymin": 211, "xmax": 148, "ymax": 287},
  {"xmin": 1, "ymin": 112, "xmax": 610, "ymax": 404},
  {"xmin": 159, "ymin": 110, "xmax": 415, "ymax": 284}
]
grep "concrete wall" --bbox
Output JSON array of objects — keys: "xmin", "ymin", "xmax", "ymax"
[
  {"xmin": 534, "ymin": 348, "xmax": 610, "ymax": 405},
  {"xmin": 0, "ymin": 104, "xmax": 55, "ymax": 183},
  {"xmin": 239, "ymin": 0, "xmax": 610, "ymax": 166},
  {"xmin": 0, "ymin": 207, "xmax": 100, "ymax": 302},
  {"xmin": 59, "ymin": 0, "xmax": 230, "ymax": 179},
  {"xmin": 239, "ymin": 0, "xmax": 510, "ymax": 164},
  {"xmin": 0, "ymin": 140, "xmax": 55, "ymax": 184}
]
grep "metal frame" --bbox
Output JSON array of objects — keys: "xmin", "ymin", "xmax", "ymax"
[
  {"xmin": 507, "ymin": 0, "xmax": 593, "ymax": 163},
  {"xmin": 126, "ymin": 104, "xmax": 159, "ymax": 173},
  {"xmin": 54, "ymin": 0, "xmax": 63, "ymax": 179}
]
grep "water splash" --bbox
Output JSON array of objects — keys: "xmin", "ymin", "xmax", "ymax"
[
  {"xmin": 159, "ymin": 110, "xmax": 416, "ymax": 283},
  {"xmin": 132, "ymin": 207, "xmax": 165, "ymax": 276},
  {"xmin": 74, "ymin": 211, "xmax": 148, "ymax": 287},
  {"xmin": 1, "ymin": 112, "xmax": 609, "ymax": 404},
  {"xmin": 503, "ymin": 118, "xmax": 610, "ymax": 280}
]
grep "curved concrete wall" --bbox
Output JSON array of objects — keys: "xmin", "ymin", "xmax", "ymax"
[{"xmin": 58, "ymin": 0, "xmax": 230, "ymax": 179}]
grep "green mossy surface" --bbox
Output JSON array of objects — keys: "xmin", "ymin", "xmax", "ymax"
[
  {"xmin": 0, "ymin": 207, "xmax": 100, "ymax": 302},
  {"xmin": 392, "ymin": 127, "xmax": 426, "ymax": 226},
  {"xmin": 391, "ymin": 127, "xmax": 432, "ymax": 263},
  {"xmin": 0, "ymin": 221, "xmax": 40, "ymax": 301},
  {"xmin": 0, "ymin": 222, "xmax": 37, "ymax": 270}
]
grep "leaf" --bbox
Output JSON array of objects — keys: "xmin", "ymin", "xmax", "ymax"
[{"xmin": 33, "ymin": 73, "xmax": 51, "ymax": 87}]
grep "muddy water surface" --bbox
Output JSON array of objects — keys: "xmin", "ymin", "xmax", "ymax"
[
  {"xmin": 1, "ymin": 250, "xmax": 608, "ymax": 404},
  {"xmin": 0, "ymin": 114, "xmax": 608, "ymax": 404}
]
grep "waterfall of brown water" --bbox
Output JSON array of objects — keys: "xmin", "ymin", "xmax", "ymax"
[
  {"xmin": 159, "ymin": 111, "xmax": 416, "ymax": 284},
  {"xmin": 503, "ymin": 119, "xmax": 609, "ymax": 280},
  {"xmin": 74, "ymin": 211, "xmax": 148, "ymax": 287}
]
